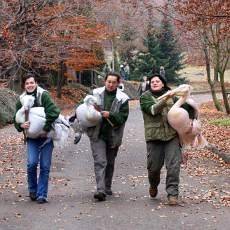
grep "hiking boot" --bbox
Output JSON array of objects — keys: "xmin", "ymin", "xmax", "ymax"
[
  {"xmin": 94, "ymin": 192, "xmax": 106, "ymax": 201},
  {"xmin": 105, "ymin": 189, "xmax": 113, "ymax": 196},
  {"xmin": 37, "ymin": 197, "xmax": 48, "ymax": 204},
  {"xmin": 168, "ymin": 195, "xmax": 178, "ymax": 205},
  {"xmin": 29, "ymin": 192, "xmax": 37, "ymax": 201},
  {"xmin": 149, "ymin": 186, "xmax": 158, "ymax": 198}
]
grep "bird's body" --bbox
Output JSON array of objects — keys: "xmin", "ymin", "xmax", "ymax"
[
  {"xmin": 161, "ymin": 84, "xmax": 207, "ymax": 148},
  {"xmin": 76, "ymin": 95, "xmax": 102, "ymax": 128},
  {"xmin": 15, "ymin": 95, "xmax": 69, "ymax": 146}
]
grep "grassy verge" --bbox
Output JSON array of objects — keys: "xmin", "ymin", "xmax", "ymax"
[{"xmin": 209, "ymin": 118, "xmax": 230, "ymax": 127}]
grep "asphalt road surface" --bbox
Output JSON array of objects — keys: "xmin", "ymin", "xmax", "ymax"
[{"xmin": 0, "ymin": 95, "xmax": 229, "ymax": 230}]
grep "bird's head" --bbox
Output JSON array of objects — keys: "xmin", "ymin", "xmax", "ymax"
[{"xmin": 21, "ymin": 95, "xmax": 35, "ymax": 110}]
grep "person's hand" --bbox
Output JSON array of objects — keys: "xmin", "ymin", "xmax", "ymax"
[
  {"xmin": 165, "ymin": 90, "xmax": 175, "ymax": 100},
  {"xmin": 20, "ymin": 121, "xmax": 30, "ymax": 129},
  {"xmin": 101, "ymin": 111, "xmax": 110, "ymax": 118},
  {"xmin": 167, "ymin": 90, "xmax": 175, "ymax": 97}
]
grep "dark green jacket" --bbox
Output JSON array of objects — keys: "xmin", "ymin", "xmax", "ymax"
[
  {"xmin": 140, "ymin": 90, "xmax": 177, "ymax": 142},
  {"xmin": 14, "ymin": 86, "xmax": 60, "ymax": 132},
  {"xmin": 86, "ymin": 86, "xmax": 129, "ymax": 147},
  {"xmin": 140, "ymin": 90, "xmax": 195, "ymax": 142}
]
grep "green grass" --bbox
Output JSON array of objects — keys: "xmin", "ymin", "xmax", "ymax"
[{"xmin": 209, "ymin": 118, "xmax": 230, "ymax": 127}]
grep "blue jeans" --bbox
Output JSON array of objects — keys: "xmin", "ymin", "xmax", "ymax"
[{"xmin": 27, "ymin": 138, "xmax": 53, "ymax": 199}]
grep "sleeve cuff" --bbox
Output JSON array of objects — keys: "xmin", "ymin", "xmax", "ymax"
[{"xmin": 151, "ymin": 100, "xmax": 167, "ymax": 115}]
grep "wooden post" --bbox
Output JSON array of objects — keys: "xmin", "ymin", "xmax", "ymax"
[
  {"xmin": 57, "ymin": 61, "xmax": 65, "ymax": 98},
  {"xmin": 79, "ymin": 72, "xmax": 82, "ymax": 84},
  {"xmin": 23, "ymin": 109, "xmax": 29, "ymax": 144},
  {"xmin": 91, "ymin": 70, "xmax": 94, "ymax": 87}
]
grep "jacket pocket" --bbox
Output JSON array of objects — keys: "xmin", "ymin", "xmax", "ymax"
[{"xmin": 147, "ymin": 122, "xmax": 161, "ymax": 128}]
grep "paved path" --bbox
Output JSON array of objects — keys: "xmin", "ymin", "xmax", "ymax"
[
  {"xmin": 192, "ymin": 92, "xmax": 222, "ymax": 105},
  {"xmin": 0, "ymin": 96, "xmax": 229, "ymax": 230}
]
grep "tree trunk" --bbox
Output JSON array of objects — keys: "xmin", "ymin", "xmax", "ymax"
[
  {"xmin": 111, "ymin": 39, "xmax": 115, "ymax": 71},
  {"xmin": 214, "ymin": 67, "xmax": 219, "ymax": 82},
  {"xmin": 203, "ymin": 46, "xmax": 223, "ymax": 111},
  {"xmin": 91, "ymin": 70, "xmax": 94, "ymax": 87},
  {"xmin": 79, "ymin": 72, "xmax": 82, "ymax": 84},
  {"xmin": 219, "ymin": 71, "xmax": 230, "ymax": 114},
  {"xmin": 56, "ymin": 61, "xmax": 64, "ymax": 99}
]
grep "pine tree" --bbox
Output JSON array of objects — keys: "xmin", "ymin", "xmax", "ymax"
[
  {"xmin": 129, "ymin": 19, "xmax": 184, "ymax": 83},
  {"xmin": 158, "ymin": 15, "xmax": 184, "ymax": 83},
  {"xmin": 129, "ymin": 26, "xmax": 167, "ymax": 80}
]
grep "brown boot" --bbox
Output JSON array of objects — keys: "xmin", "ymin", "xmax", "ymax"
[
  {"xmin": 168, "ymin": 195, "xmax": 178, "ymax": 205},
  {"xmin": 149, "ymin": 186, "xmax": 158, "ymax": 198}
]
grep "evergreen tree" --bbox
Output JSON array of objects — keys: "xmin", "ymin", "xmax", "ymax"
[
  {"xmin": 129, "ymin": 26, "xmax": 167, "ymax": 80},
  {"xmin": 158, "ymin": 16, "xmax": 184, "ymax": 83},
  {"xmin": 129, "ymin": 19, "xmax": 185, "ymax": 83}
]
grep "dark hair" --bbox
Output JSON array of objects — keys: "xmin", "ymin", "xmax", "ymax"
[
  {"xmin": 21, "ymin": 73, "xmax": 37, "ymax": 89},
  {"xmin": 149, "ymin": 73, "xmax": 171, "ymax": 90},
  {"xmin": 105, "ymin": 72, "xmax": 121, "ymax": 82},
  {"xmin": 152, "ymin": 66, "xmax": 157, "ymax": 74}
]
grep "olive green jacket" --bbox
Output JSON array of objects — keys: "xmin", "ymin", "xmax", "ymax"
[{"xmin": 140, "ymin": 90, "xmax": 177, "ymax": 142}]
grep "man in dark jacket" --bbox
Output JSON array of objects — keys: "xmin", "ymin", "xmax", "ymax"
[{"xmin": 86, "ymin": 72, "xmax": 129, "ymax": 201}]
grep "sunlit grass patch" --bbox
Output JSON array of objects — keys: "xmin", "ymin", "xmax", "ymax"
[{"xmin": 209, "ymin": 118, "xmax": 230, "ymax": 127}]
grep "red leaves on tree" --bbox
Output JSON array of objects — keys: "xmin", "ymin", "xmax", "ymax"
[{"xmin": 0, "ymin": 1, "xmax": 110, "ymax": 75}]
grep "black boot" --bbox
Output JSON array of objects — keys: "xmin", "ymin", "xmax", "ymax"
[
  {"xmin": 94, "ymin": 192, "xmax": 106, "ymax": 201},
  {"xmin": 29, "ymin": 192, "xmax": 37, "ymax": 201}
]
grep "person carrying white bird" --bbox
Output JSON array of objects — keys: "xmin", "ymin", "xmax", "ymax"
[
  {"xmin": 15, "ymin": 94, "xmax": 69, "ymax": 144},
  {"xmin": 70, "ymin": 72, "xmax": 129, "ymax": 202},
  {"xmin": 14, "ymin": 73, "xmax": 60, "ymax": 204},
  {"xmin": 140, "ymin": 74, "xmax": 196, "ymax": 205},
  {"xmin": 158, "ymin": 84, "xmax": 207, "ymax": 149}
]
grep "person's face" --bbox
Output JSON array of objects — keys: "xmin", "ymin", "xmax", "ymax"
[
  {"xmin": 105, "ymin": 75, "xmax": 119, "ymax": 92},
  {"xmin": 24, "ymin": 77, "xmax": 37, "ymax": 93},
  {"xmin": 150, "ymin": 76, "xmax": 164, "ymax": 92}
]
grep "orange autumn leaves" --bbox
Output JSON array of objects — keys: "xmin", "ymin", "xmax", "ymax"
[{"xmin": 0, "ymin": 1, "xmax": 110, "ymax": 73}]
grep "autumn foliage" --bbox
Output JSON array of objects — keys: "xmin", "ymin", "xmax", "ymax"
[
  {"xmin": 172, "ymin": 0, "xmax": 230, "ymax": 114},
  {"xmin": 0, "ymin": 0, "xmax": 109, "ymax": 78}
]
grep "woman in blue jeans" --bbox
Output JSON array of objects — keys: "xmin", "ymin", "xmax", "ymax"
[{"xmin": 14, "ymin": 73, "xmax": 60, "ymax": 204}]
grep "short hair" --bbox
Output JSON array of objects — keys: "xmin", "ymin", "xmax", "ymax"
[
  {"xmin": 21, "ymin": 73, "xmax": 37, "ymax": 89},
  {"xmin": 105, "ymin": 72, "xmax": 121, "ymax": 82},
  {"xmin": 149, "ymin": 73, "xmax": 171, "ymax": 90}
]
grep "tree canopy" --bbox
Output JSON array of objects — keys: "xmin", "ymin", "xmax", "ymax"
[
  {"xmin": 129, "ymin": 17, "xmax": 184, "ymax": 83},
  {"xmin": 0, "ymin": 0, "xmax": 109, "ymax": 79}
]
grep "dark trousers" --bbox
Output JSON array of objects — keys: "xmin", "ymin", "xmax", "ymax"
[
  {"xmin": 90, "ymin": 139, "xmax": 118, "ymax": 193},
  {"xmin": 146, "ymin": 137, "xmax": 181, "ymax": 197}
]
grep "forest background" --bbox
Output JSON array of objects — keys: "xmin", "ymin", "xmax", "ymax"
[
  {"xmin": 0, "ymin": 3, "xmax": 229, "ymax": 225},
  {"xmin": 0, "ymin": 0, "xmax": 229, "ymax": 157}
]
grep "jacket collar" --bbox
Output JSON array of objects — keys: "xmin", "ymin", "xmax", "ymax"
[{"xmin": 93, "ymin": 86, "xmax": 129, "ymax": 103}]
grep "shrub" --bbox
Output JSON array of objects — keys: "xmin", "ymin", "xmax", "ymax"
[{"xmin": 0, "ymin": 88, "xmax": 18, "ymax": 126}]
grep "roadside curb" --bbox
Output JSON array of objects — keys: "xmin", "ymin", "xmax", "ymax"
[
  {"xmin": 191, "ymin": 90, "xmax": 212, "ymax": 95},
  {"xmin": 191, "ymin": 88, "xmax": 230, "ymax": 95},
  {"xmin": 207, "ymin": 144, "xmax": 230, "ymax": 164}
]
